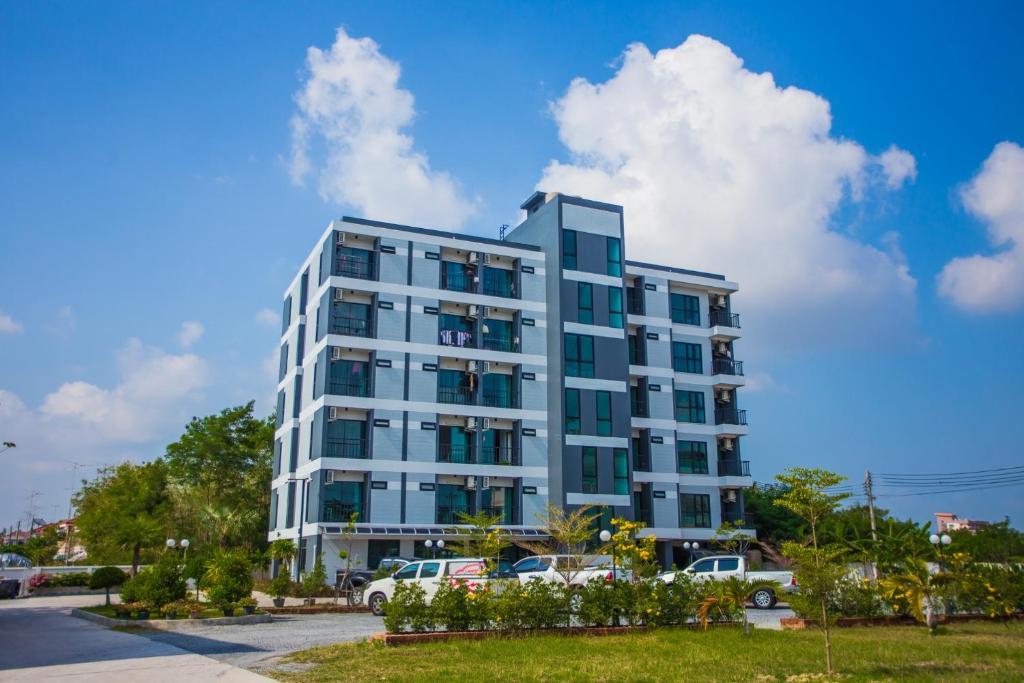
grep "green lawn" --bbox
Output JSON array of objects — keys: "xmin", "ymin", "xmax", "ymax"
[{"xmin": 271, "ymin": 622, "xmax": 1024, "ymax": 682}]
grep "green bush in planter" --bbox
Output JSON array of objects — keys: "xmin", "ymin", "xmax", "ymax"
[
  {"xmin": 126, "ymin": 553, "xmax": 187, "ymax": 608},
  {"xmin": 90, "ymin": 566, "xmax": 128, "ymax": 606},
  {"xmin": 382, "ymin": 581, "xmax": 433, "ymax": 633},
  {"xmin": 201, "ymin": 550, "xmax": 254, "ymax": 611},
  {"xmin": 519, "ymin": 578, "xmax": 569, "ymax": 630},
  {"xmin": 649, "ymin": 575, "xmax": 699, "ymax": 626},
  {"xmin": 492, "ymin": 581, "xmax": 528, "ymax": 631},
  {"xmin": 576, "ymin": 578, "xmax": 617, "ymax": 626},
  {"xmin": 269, "ymin": 571, "xmax": 292, "ymax": 600}
]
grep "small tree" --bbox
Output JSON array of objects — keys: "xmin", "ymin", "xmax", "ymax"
[
  {"xmin": 89, "ymin": 566, "xmax": 127, "ymax": 606},
  {"xmin": 712, "ymin": 519, "xmax": 756, "ymax": 557},
  {"xmin": 520, "ymin": 503, "xmax": 600, "ymax": 586},
  {"xmin": 448, "ymin": 510, "xmax": 509, "ymax": 575},
  {"xmin": 337, "ymin": 512, "xmax": 359, "ymax": 589},
  {"xmin": 880, "ymin": 558, "xmax": 954, "ymax": 634},
  {"xmin": 608, "ymin": 517, "xmax": 659, "ymax": 582},
  {"xmin": 697, "ymin": 575, "xmax": 780, "ymax": 634},
  {"xmin": 300, "ymin": 554, "xmax": 328, "ymax": 599},
  {"xmin": 269, "ymin": 539, "xmax": 296, "ymax": 578},
  {"xmin": 775, "ymin": 467, "xmax": 849, "ymax": 676},
  {"xmin": 201, "ymin": 550, "xmax": 254, "ymax": 609}
]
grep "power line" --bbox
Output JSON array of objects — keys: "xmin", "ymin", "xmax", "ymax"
[
  {"xmin": 873, "ymin": 480, "xmax": 1024, "ymax": 497},
  {"xmin": 875, "ymin": 464, "xmax": 1024, "ymax": 478}
]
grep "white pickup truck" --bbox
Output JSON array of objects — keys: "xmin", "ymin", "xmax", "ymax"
[{"xmin": 658, "ymin": 555, "xmax": 797, "ymax": 608}]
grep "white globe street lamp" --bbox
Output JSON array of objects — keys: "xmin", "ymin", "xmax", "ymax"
[{"xmin": 166, "ymin": 538, "xmax": 176, "ymax": 549}]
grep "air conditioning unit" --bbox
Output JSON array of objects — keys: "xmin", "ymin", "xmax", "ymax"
[
  {"xmin": 336, "ymin": 231, "xmax": 347, "ymax": 245},
  {"xmin": 481, "ymin": 323, "xmax": 490, "ymax": 335},
  {"xmin": 716, "ymin": 342, "xmax": 730, "ymax": 355},
  {"xmin": 466, "ymin": 475, "xmax": 477, "ymax": 490},
  {"xmin": 333, "ymin": 288, "xmax": 345, "ymax": 302},
  {"xmin": 467, "ymin": 360, "xmax": 479, "ymax": 373},
  {"xmin": 468, "ymin": 252, "xmax": 479, "ymax": 265},
  {"xmin": 325, "ymin": 470, "xmax": 335, "ymax": 484},
  {"xmin": 481, "ymin": 361, "xmax": 492, "ymax": 373},
  {"xmin": 717, "ymin": 390, "xmax": 732, "ymax": 403},
  {"xmin": 481, "ymin": 476, "xmax": 491, "ymax": 490},
  {"xmin": 331, "ymin": 347, "xmax": 343, "ymax": 361},
  {"xmin": 481, "ymin": 417, "xmax": 491, "ymax": 430},
  {"xmin": 466, "ymin": 305, "xmax": 479, "ymax": 319},
  {"xmin": 466, "ymin": 417, "xmax": 478, "ymax": 431},
  {"xmin": 328, "ymin": 407, "xmax": 344, "ymax": 421},
  {"xmin": 721, "ymin": 437, "xmax": 735, "ymax": 451},
  {"xmin": 723, "ymin": 489, "xmax": 737, "ymax": 503},
  {"xmin": 716, "ymin": 294, "xmax": 727, "ymax": 307},
  {"xmin": 484, "ymin": 306, "xmax": 494, "ymax": 317},
  {"xmin": 483, "ymin": 253, "xmax": 493, "ymax": 265}
]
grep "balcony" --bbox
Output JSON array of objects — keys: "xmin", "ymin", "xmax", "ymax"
[
  {"xmin": 437, "ymin": 505, "xmax": 475, "ymax": 525},
  {"xmin": 715, "ymin": 408, "xmax": 748, "ymax": 426},
  {"xmin": 482, "ymin": 334, "xmax": 518, "ymax": 353},
  {"xmin": 710, "ymin": 310, "xmax": 740, "ymax": 328},
  {"xmin": 439, "ymin": 443, "xmax": 474, "ymax": 464},
  {"xmin": 441, "ymin": 269, "xmax": 476, "ymax": 293},
  {"xmin": 438, "ymin": 328, "xmax": 475, "ymax": 348},
  {"xmin": 630, "ymin": 391, "xmax": 649, "ymax": 418},
  {"xmin": 335, "ymin": 252, "xmax": 375, "ymax": 280},
  {"xmin": 481, "ymin": 505, "xmax": 514, "ymax": 525},
  {"xmin": 327, "ymin": 378, "xmax": 369, "ymax": 397},
  {"xmin": 482, "ymin": 268, "xmax": 516, "ymax": 298},
  {"xmin": 322, "ymin": 501, "xmax": 362, "ymax": 523},
  {"xmin": 718, "ymin": 459, "xmax": 751, "ymax": 477},
  {"xmin": 626, "ymin": 288, "xmax": 645, "ymax": 315},
  {"xmin": 712, "ymin": 358, "xmax": 744, "ymax": 376},
  {"xmin": 721, "ymin": 508, "xmax": 745, "ymax": 524},
  {"xmin": 438, "ymin": 386, "xmax": 475, "ymax": 405},
  {"xmin": 633, "ymin": 452, "xmax": 651, "ymax": 472},
  {"xmin": 324, "ymin": 438, "xmax": 367, "ymax": 459},
  {"xmin": 481, "ymin": 389, "xmax": 516, "ymax": 409},
  {"xmin": 331, "ymin": 315, "xmax": 373, "ymax": 337},
  {"xmin": 480, "ymin": 445, "xmax": 515, "ymax": 466}
]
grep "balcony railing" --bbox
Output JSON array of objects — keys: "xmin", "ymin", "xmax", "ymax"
[
  {"xmin": 710, "ymin": 310, "xmax": 740, "ymax": 328},
  {"xmin": 331, "ymin": 315, "xmax": 372, "ymax": 337},
  {"xmin": 439, "ymin": 444, "xmax": 474, "ymax": 464},
  {"xmin": 630, "ymin": 396, "xmax": 649, "ymax": 418},
  {"xmin": 481, "ymin": 390, "xmax": 516, "ymax": 409},
  {"xmin": 481, "ymin": 506, "xmax": 514, "ymax": 524},
  {"xmin": 335, "ymin": 256, "xmax": 375, "ymax": 280},
  {"xmin": 437, "ymin": 506, "xmax": 475, "ymax": 524},
  {"xmin": 721, "ymin": 509, "xmax": 746, "ymax": 524},
  {"xmin": 327, "ymin": 379, "xmax": 369, "ymax": 397},
  {"xmin": 441, "ymin": 271, "xmax": 476, "ymax": 293},
  {"xmin": 479, "ymin": 446, "xmax": 515, "ymax": 466},
  {"xmin": 438, "ymin": 386, "xmax": 475, "ymax": 405},
  {"xmin": 718, "ymin": 459, "xmax": 751, "ymax": 477},
  {"xmin": 482, "ymin": 270, "xmax": 516, "ymax": 298},
  {"xmin": 322, "ymin": 502, "xmax": 362, "ymax": 523},
  {"xmin": 626, "ymin": 288, "xmax": 645, "ymax": 315},
  {"xmin": 712, "ymin": 358, "xmax": 744, "ymax": 376},
  {"xmin": 324, "ymin": 438, "xmax": 367, "ymax": 459},
  {"xmin": 714, "ymin": 408, "xmax": 748, "ymax": 426},
  {"xmin": 482, "ymin": 335, "xmax": 518, "ymax": 352},
  {"xmin": 633, "ymin": 452, "xmax": 651, "ymax": 471}
]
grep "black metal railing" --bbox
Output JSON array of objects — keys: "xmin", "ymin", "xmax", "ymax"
[
  {"xmin": 324, "ymin": 438, "xmax": 367, "ymax": 459},
  {"xmin": 630, "ymin": 396, "xmax": 649, "ymax": 418},
  {"xmin": 436, "ymin": 506, "xmax": 475, "ymax": 524},
  {"xmin": 335, "ymin": 256, "xmax": 375, "ymax": 280},
  {"xmin": 714, "ymin": 408, "xmax": 748, "ymax": 426},
  {"xmin": 712, "ymin": 358, "xmax": 744, "ymax": 376},
  {"xmin": 718, "ymin": 459, "xmax": 751, "ymax": 477},
  {"xmin": 479, "ymin": 446, "xmax": 515, "ymax": 466},
  {"xmin": 482, "ymin": 335, "xmax": 517, "ymax": 352},
  {"xmin": 710, "ymin": 310, "xmax": 740, "ymax": 328},
  {"xmin": 482, "ymin": 270, "xmax": 516, "ymax": 298},
  {"xmin": 331, "ymin": 315, "xmax": 372, "ymax": 337},
  {"xmin": 439, "ymin": 444, "xmax": 474, "ymax": 464},
  {"xmin": 322, "ymin": 502, "xmax": 362, "ymax": 523},
  {"xmin": 327, "ymin": 379, "xmax": 370, "ymax": 397},
  {"xmin": 441, "ymin": 271, "xmax": 476, "ymax": 293},
  {"xmin": 481, "ymin": 389, "xmax": 516, "ymax": 409},
  {"xmin": 438, "ymin": 386, "xmax": 475, "ymax": 405}
]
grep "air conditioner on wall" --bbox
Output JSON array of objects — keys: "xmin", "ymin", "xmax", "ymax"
[
  {"xmin": 329, "ymin": 407, "xmax": 343, "ymax": 421},
  {"xmin": 331, "ymin": 347, "xmax": 342, "ymax": 361},
  {"xmin": 717, "ymin": 390, "xmax": 731, "ymax": 403},
  {"xmin": 716, "ymin": 294, "xmax": 727, "ymax": 307},
  {"xmin": 716, "ymin": 342, "xmax": 729, "ymax": 355},
  {"xmin": 467, "ymin": 360, "xmax": 479, "ymax": 373},
  {"xmin": 466, "ymin": 475, "xmax": 477, "ymax": 490},
  {"xmin": 468, "ymin": 252, "xmax": 479, "ymax": 265},
  {"xmin": 466, "ymin": 417, "xmax": 478, "ymax": 431},
  {"xmin": 334, "ymin": 288, "xmax": 345, "ymax": 302},
  {"xmin": 337, "ymin": 231, "xmax": 347, "ymax": 245},
  {"xmin": 466, "ymin": 305, "xmax": 479, "ymax": 319},
  {"xmin": 723, "ymin": 489, "xmax": 737, "ymax": 503},
  {"xmin": 721, "ymin": 437, "xmax": 735, "ymax": 451},
  {"xmin": 325, "ymin": 470, "xmax": 335, "ymax": 484}
]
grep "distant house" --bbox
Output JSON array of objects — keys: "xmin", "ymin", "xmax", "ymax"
[{"xmin": 935, "ymin": 512, "xmax": 990, "ymax": 534}]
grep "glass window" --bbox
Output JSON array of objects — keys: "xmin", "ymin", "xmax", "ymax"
[
  {"xmin": 282, "ymin": 296, "xmax": 292, "ymax": 335},
  {"xmin": 581, "ymin": 447, "xmax": 597, "ymax": 493},
  {"xmin": 325, "ymin": 419, "xmax": 366, "ymax": 458},
  {"xmin": 332, "ymin": 301, "xmax": 372, "ymax": 337},
  {"xmin": 564, "ymin": 333, "xmax": 595, "ymax": 378},
  {"xmin": 680, "ymin": 493, "xmax": 712, "ymax": 528},
  {"xmin": 565, "ymin": 389, "xmax": 581, "ymax": 435},
  {"xmin": 482, "ymin": 318, "xmax": 514, "ymax": 352},
  {"xmin": 596, "ymin": 391, "xmax": 612, "ymax": 436},
  {"xmin": 613, "ymin": 448, "xmax": 629, "ymax": 495},
  {"xmin": 438, "ymin": 369, "xmax": 473, "ymax": 405},
  {"xmin": 691, "ymin": 558, "xmax": 716, "ymax": 573},
  {"xmin": 321, "ymin": 481, "xmax": 363, "ymax": 523},
  {"xmin": 562, "ymin": 229, "xmax": 577, "ymax": 270},
  {"xmin": 438, "ymin": 313, "xmax": 474, "ymax": 347},
  {"xmin": 606, "ymin": 237, "xmax": 622, "ymax": 276},
  {"xmin": 577, "ymin": 282, "xmax": 593, "ymax": 324},
  {"xmin": 482, "ymin": 372, "xmax": 513, "ymax": 408},
  {"xmin": 677, "ymin": 440, "xmax": 708, "ymax": 474},
  {"xmin": 482, "ymin": 267, "xmax": 514, "ymax": 297},
  {"xmin": 442, "ymin": 261, "xmax": 475, "ymax": 293},
  {"xmin": 440, "ymin": 425, "xmax": 472, "ymax": 463},
  {"xmin": 673, "ymin": 342, "xmax": 703, "ymax": 374},
  {"xmin": 393, "ymin": 563, "xmax": 420, "ymax": 580},
  {"xmin": 419, "ymin": 562, "xmax": 441, "ymax": 578},
  {"xmin": 675, "ymin": 390, "xmax": 706, "ymax": 423},
  {"xmin": 628, "ymin": 334, "xmax": 644, "ymax": 365},
  {"xmin": 608, "ymin": 287, "xmax": 624, "ymax": 328},
  {"xmin": 279, "ymin": 343, "xmax": 289, "ymax": 381},
  {"xmin": 717, "ymin": 558, "xmax": 739, "ymax": 572},
  {"xmin": 670, "ymin": 293, "xmax": 700, "ymax": 326},
  {"xmin": 336, "ymin": 246, "xmax": 375, "ymax": 279},
  {"xmin": 328, "ymin": 359, "xmax": 369, "ymax": 396}
]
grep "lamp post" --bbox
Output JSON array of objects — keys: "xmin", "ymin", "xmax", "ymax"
[
  {"xmin": 166, "ymin": 538, "xmax": 190, "ymax": 559},
  {"xmin": 287, "ymin": 476, "xmax": 311, "ymax": 582},
  {"xmin": 929, "ymin": 533, "xmax": 952, "ymax": 571},
  {"xmin": 683, "ymin": 541, "xmax": 700, "ymax": 567},
  {"xmin": 599, "ymin": 529, "xmax": 618, "ymax": 627},
  {"xmin": 424, "ymin": 539, "xmax": 445, "ymax": 559}
]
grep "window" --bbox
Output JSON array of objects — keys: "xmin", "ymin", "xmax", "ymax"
[
  {"xmin": 438, "ymin": 313, "xmax": 474, "ymax": 347},
  {"xmin": 717, "ymin": 558, "xmax": 739, "ymax": 572},
  {"xmin": 672, "ymin": 342, "xmax": 703, "ymax": 374},
  {"xmin": 419, "ymin": 562, "xmax": 441, "ymax": 578},
  {"xmin": 581, "ymin": 447, "xmax": 597, "ymax": 493},
  {"xmin": 394, "ymin": 563, "xmax": 420, "ymax": 581},
  {"xmin": 325, "ymin": 419, "xmax": 366, "ymax": 458},
  {"xmin": 282, "ymin": 296, "xmax": 292, "ymax": 335},
  {"xmin": 613, "ymin": 448, "xmax": 629, "ymax": 495},
  {"xmin": 442, "ymin": 261, "xmax": 475, "ymax": 293},
  {"xmin": 276, "ymin": 390, "xmax": 286, "ymax": 427},
  {"xmin": 279, "ymin": 343, "xmax": 289, "ymax": 381},
  {"xmin": 482, "ymin": 372, "xmax": 514, "ymax": 408},
  {"xmin": 629, "ymin": 384, "xmax": 648, "ymax": 418},
  {"xmin": 332, "ymin": 301, "xmax": 372, "ymax": 337},
  {"xmin": 677, "ymin": 440, "xmax": 709, "ymax": 474},
  {"xmin": 628, "ymin": 334, "xmax": 644, "ymax": 365},
  {"xmin": 565, "ymin": 389, "xmax": 581, "ymax": 435},
  {"xmin": 482, "ymin": 318, "xmax": 514, "ymax": 352},
  {"xmin": 670, "ymin": 293, "xmax": 700, "ymax": 326},
  {"xmin": 562, "ymin": 229, "xmax": 577, "ymax": 269},
  {"xmin": 675, "ymin": 390, "xmax": 706, "ymax": 423},
  {"xmin": 577, "ymin": 282, "xmax": 593, "ymax": 324},
  {"xmin": 564, "ymin": 333, "xmax": 595, "ymax": 378},
  {"xmin": 608, "ymin": 287, "xmax": 624, "ymax": 328},
  {"xmin": 691, "ymin": 558, "xmax": 715, "ymax": 573},
  {"xmin": 440, "ymin": 425, "xmax": 472, "ymax": 463},
  {"xmin": 680, "ymin": 493, "xmax": 712, "ymax": 528},
  {"xmin": 482, "ymin": 267, "xmax": 515, "ymax": 297},
  {"xmin": 438, "ymin": 369, "xmax": 473, "ymax": 404},
  {"xmin": 336, "ymin": 246, "xmax": 374, "ymax": 280},
  {"xmin": 606, "ymin": 237, "xmax": 622, "ymax": 276},
  {"xmin": 596, "ymin": 391, "xmax": 612, "ymax": 436},
  {"xmin": 328, "ymin": 359, "xmax": 369, "ymax": 396},
  {"xmin": 321, "ymin": 481, "xmax": 363, "ymax": 523}
]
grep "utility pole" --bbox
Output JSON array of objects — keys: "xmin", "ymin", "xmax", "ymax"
[{"xmin": 865, "ymin": 470, "xmax": 878, "ymax": 580}]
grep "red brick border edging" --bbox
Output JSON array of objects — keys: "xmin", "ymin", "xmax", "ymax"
[{"xmin": 264, "ymin": 604, "xmax": 370, "ymax": 615}]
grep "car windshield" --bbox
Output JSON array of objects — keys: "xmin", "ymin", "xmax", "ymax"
[{"xmin": 393, "ymin": 563, "xmax": 420, "ymax": 580}]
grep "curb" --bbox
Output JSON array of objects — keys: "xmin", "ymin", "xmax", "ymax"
[{"xmin": 71, "ymin": 608, "xmax": 273, "ymax": 630}]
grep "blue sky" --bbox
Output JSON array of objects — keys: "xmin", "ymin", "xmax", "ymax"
[{"xmin": 1, "ymin": 2, "xmax": 1023, "ymax": 530}]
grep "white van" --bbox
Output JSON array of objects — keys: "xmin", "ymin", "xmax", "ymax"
[{"xmin": 364, "ymin": 558, "xmax": 517, "ymax": 615}]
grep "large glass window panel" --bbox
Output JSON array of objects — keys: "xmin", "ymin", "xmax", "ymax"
[
  {"xmin": 565, "ymin": 389, "xmax": 581, "ymax": 435},
  {"xmin": 322, "ymin": 481, "xmax": 363, "ymax": 522},
  {"xmin": 608, "ymin": 287, "xmax": 624, "ymax": 328},
  {"xmin": 613, "ymin": 448, "xmax": 629, "ymax": 495},
  {"xmin": 328, "ymin": 359, "xmax": 369, "ymax": 396},
  {"xmin": 332, "ymin": 301, "xmax": 372, "ymax": 337},
  {"xmin": 482, "ymin": 373, "xmax": 513, "ymax": 408},
  {"xmin": 440, "ymin": 426, "xmax": 473, "ymax": 463},
  {"xmin": 581, "ymin": 447, "xmax": 597, "ymax": 493},
  {"xmin": 672, "ymin": 342, "xmax": 703, "ymax": 374},
  {"xmin": 562, "ymin": 229, "xmax": 577, "ymax": 270},
  {"xmin": 482, "ymin": 318, "xmax": 515, "ymax": 352},
  {"xmin": 606, "ymin": 237, "xmax": 622, "ymax": 276},
  {"xmin": 325, "ymin": 418, "xmax": 366, "ymax": 458},
  {"xmin": 438, "ymin": 369, "xmax": 473, "ymax": 404},
  {"xmin": 677, "ymin": 440, "xmax": 708, "ymax": 474},
  {"xmin": 564, "ymin": 333, "xmax": 595, "ymax": 378},
  {"xmin": 578, "ymin": 282, "xmax": 594, "ymax": 324},
  {"xmin": 596, "ymin": 391, "xmax": 612, "ymax": 436},
  {"xmin": 670, "ymin": 293, "xmax": 700, "ymax": 326},
  {"xmin": 482, "ymin": 267, "xmax": 515, "ymax": 297},
  {"xmin": 336, "ymin": 246, "xmax": 375, "ymax": 280},
  {"xmin": 437, "ymin": 484, "xmax": 474, "ymax": 523},
  {"xmin": 680, "ymin": 493, "xmax": 712, "ymax": 528},
  {"xmin": 675, "ymin": 390, "xmax": 706, "ymax": 423},
  {"xmin": 442, "ymin": 261, "xmax": 476, "ymax": 293}
]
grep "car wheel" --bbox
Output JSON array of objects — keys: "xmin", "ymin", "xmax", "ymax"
[
  {"xmin": 568, "ymin": 590, "xmax": 582, "ymax": 613},
  {"xmin": 347, "ymin": 588, "xmax": 364, "ymax": 607},
  {"xmin": 368, "ymin": 592, "xmax": 387, "ymax": 616},
  {"xmin": 751, "ymin": 588, "xmax": 776, "ymax": 609}
]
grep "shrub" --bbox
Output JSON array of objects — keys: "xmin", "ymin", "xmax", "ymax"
[
  {"xmin": 90, "ymin": 566, "xmax": 128, "ymax": 605},
  {"xmin": 431, "ymin": 579, "xmax": 474, "ymax": 631},
  {"xmin": 201, "ymin": 550, "xmax": 254, "ymax": 609},
  {"xmin": 269, "ymin": 571, "xmax": 292, "ymax": 599},
  {"xmin": 617, "ymin": 579, "xmax": 658, "ymax": 626},
  {"xmin": 27, "ymin": 573, "xmax": 52, "ymax": 590},
  {"xmin": 382, "ymin": 581, "xmax": 433, "ymax": 633},
  {"xmin": 649, "ymin": 575, "xmax": 699, "ymax": 626},
  {"xmin": 576, "ymin": 578, "xmax": 616, "ymax": 627},
  {"xmin": 128, "ymin": 553, "xmax": 187, "ymax": 608},
  {"xmin": 830, "ymin": 576, "xmax": 886, "ymax": 618},
  {"xmin": 299, "ymin": 554, "xmax": 328, "ymax": 598},
  {"xmin": 519, "ymin": 578, "xmax": 569, "ymax": 630}
]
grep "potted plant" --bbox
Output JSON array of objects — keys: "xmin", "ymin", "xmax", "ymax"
[
  {"xmin": 186, "ymin": 600, "xmax": 203, "ymax": 619},
  {"xmin": 135, "ymin": 601, "xmax": 152, "ymax": 620},
  {"xmin": 270, "ymin": 571, "xmax": 291, "ymax": 608},
  {"xmin": 114, "ymin": 603, "xmax": 132, "ymax": 619},
  {"xmin": 200, "ymin": 550, "xmax": 254, "ymax": 617},
  {"xmin": 300, "ymin": 554, "xmax": 328, "ymax": 606},
  {"xmin": 220, "ymin": 602, "xmax": 235, "ymax": 617},
  {"xmin": 161, "ymin": 601, "xmax": 181, "ymax": 619},
  {"xmin": 238, "ymin": 596, "xmax": 258, "ymax": 615}
]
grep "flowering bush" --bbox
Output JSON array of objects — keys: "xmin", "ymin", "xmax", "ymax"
[{"xmin": 27, "ymin": 573, "xmax": 52, "ymax": 590}]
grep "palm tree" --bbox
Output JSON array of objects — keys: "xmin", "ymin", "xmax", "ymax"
[
  {"xmin": 880, "ymin": 558, "xmax": 954, "ymax": 634},
  {"xmin": 697, "ymin": 575, "xmax": 781, "ymax": 634},
  {"xmin": 201, "ymin": 504, "xmax": 258, "ymax": 548}
]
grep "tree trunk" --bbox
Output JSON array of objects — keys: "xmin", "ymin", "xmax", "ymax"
[
  {"xmin": 132, "ymin": 543, "xmax": 141, "ymax": 575},
  {"xmin": 820, "ymin": 598, "xmax": 833, "ymax": 675},
  {"xmin": 105, "ymin": 587, "xmax": 110, "ymax": 606}
]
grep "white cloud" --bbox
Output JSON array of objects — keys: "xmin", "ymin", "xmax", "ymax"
[
  {"xmin": 937, "ymin": 141, "xmax": 1024, "ymax": 312},
  {"xmin": 288, "ymin": 26, "xmax": 478, "ymax": 229},
  {"xmin": 176, "ymin": 321, "xmax": 204, "ymax": 349},
  {"xmin": 537, "ymin": 35, "xmax": 917, "ymax": 347},
  {"xmin": 255, "ymin": 308, "xmax": 280, "ymax": 328},
  {"xmin": 876, "ymin": 145, "xmax": 917, "ymax": 189},
  {"xmin": 0, "ymin": 312, "xmax": 23, "ymax": 335}
]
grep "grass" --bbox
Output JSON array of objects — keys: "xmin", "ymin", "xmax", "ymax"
[{"xmin": 269, "ymin": 622, "xmax": 1024, "ymax": 682}]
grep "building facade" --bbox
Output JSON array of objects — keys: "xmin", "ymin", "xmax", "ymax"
[
  {"xmin": 935, "ymin": 512, "xmax": 990, "ymax": 534},
  {"xmin": 269, "ymin": 191, "xmax": 753, "ymax": 577}
]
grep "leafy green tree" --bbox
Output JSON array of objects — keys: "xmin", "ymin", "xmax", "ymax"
[
  {"xmin": 201, "ymin": 549, "xmax": 254, "ymax": 609},
  {"xmin": 947, "ymin": 520, "xmax": 1024, "ymax": 563},
  {"xmin": 300, "ymin": 553, "xmax": 328, "ymax": 598},
  {"xmin": 448, "ymin": 509, "xmax": 509, "ymax": 573},
  {"xmin": 775, "ymin": 467, "xmax": 849, "ymax": 676},
  {"xmin": 74, "ymin": 461, "xmax": 171, "ymax": 573},
  {"xmin": 743, "ymin": 484, "xmax": 806, "ymax": 546},
  {"xmin": 520, "ymin": 503, "xmax": 600, "ymax": 586},
  {"xmin": 16, "ymin": 527, "xmax": 60, "ymax": 565},
  {"xmin": 89, "ymin": 566, "xmax": 127, "ymax": 606}
]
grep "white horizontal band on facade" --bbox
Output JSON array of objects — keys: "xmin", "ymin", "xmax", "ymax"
[
  {"xmin": 337, "ymin": 220, "xmax": 545, "ymax": 262},
  {"xmin": 276, "ymin": 366, "xmax": 304, "ymax": 392},
  {"xmin": 314, "ymin": 395, "xmax": 546, "ymax": 423},
  {"xmin": 562, "ymin": 321, "xmax": 625, "ymax": 339},
  {"xmin": 564, "ymin": 435, "xmax": 630, "ymax": 448},
  {"xmin": 565, "ymin": 493, "xmax": 632, "ymax": 506},
  {"xmin": 624, "ymin": 264, "xmax": 738, "ymax": 293},
  {"xmin": 564, "ymin": 376, "xmax": 628, "ymax": 393},
  {"xmin": 561, "ymin": 269, "xmax": 624, "ymax": 288},
  {"xmin": 295, "ymin": 457, "xmax": 548, "ymax": 480},
  {"xmin": 629, "ymin": 364, "xmax": 674, "ymax": 379},
  {"xmin": 328, "ymin": 276, "xmax": 548, "ymax": 314},
  {"xmin": 632, "ymin": 471, "xmax": 683, "ymax": 484},
  {"xmin": 313, "ymin": 334, "xmax": 548, "ymax": 369}
]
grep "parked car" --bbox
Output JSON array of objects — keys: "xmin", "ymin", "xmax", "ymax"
[
  {"xmin": 658, "ymin": 554, "xmax": 796, "ymax": 608},
  {"xmin": 364, "ymin": 558, "xmax": 518, "ymax": 616},
  {"xmin": 376, "ymin": 557, "xmax": 414, "ymax": 572},
  {"xmin": 512, "ymin": 554, "xmax": 632, "ymax": 586}
]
